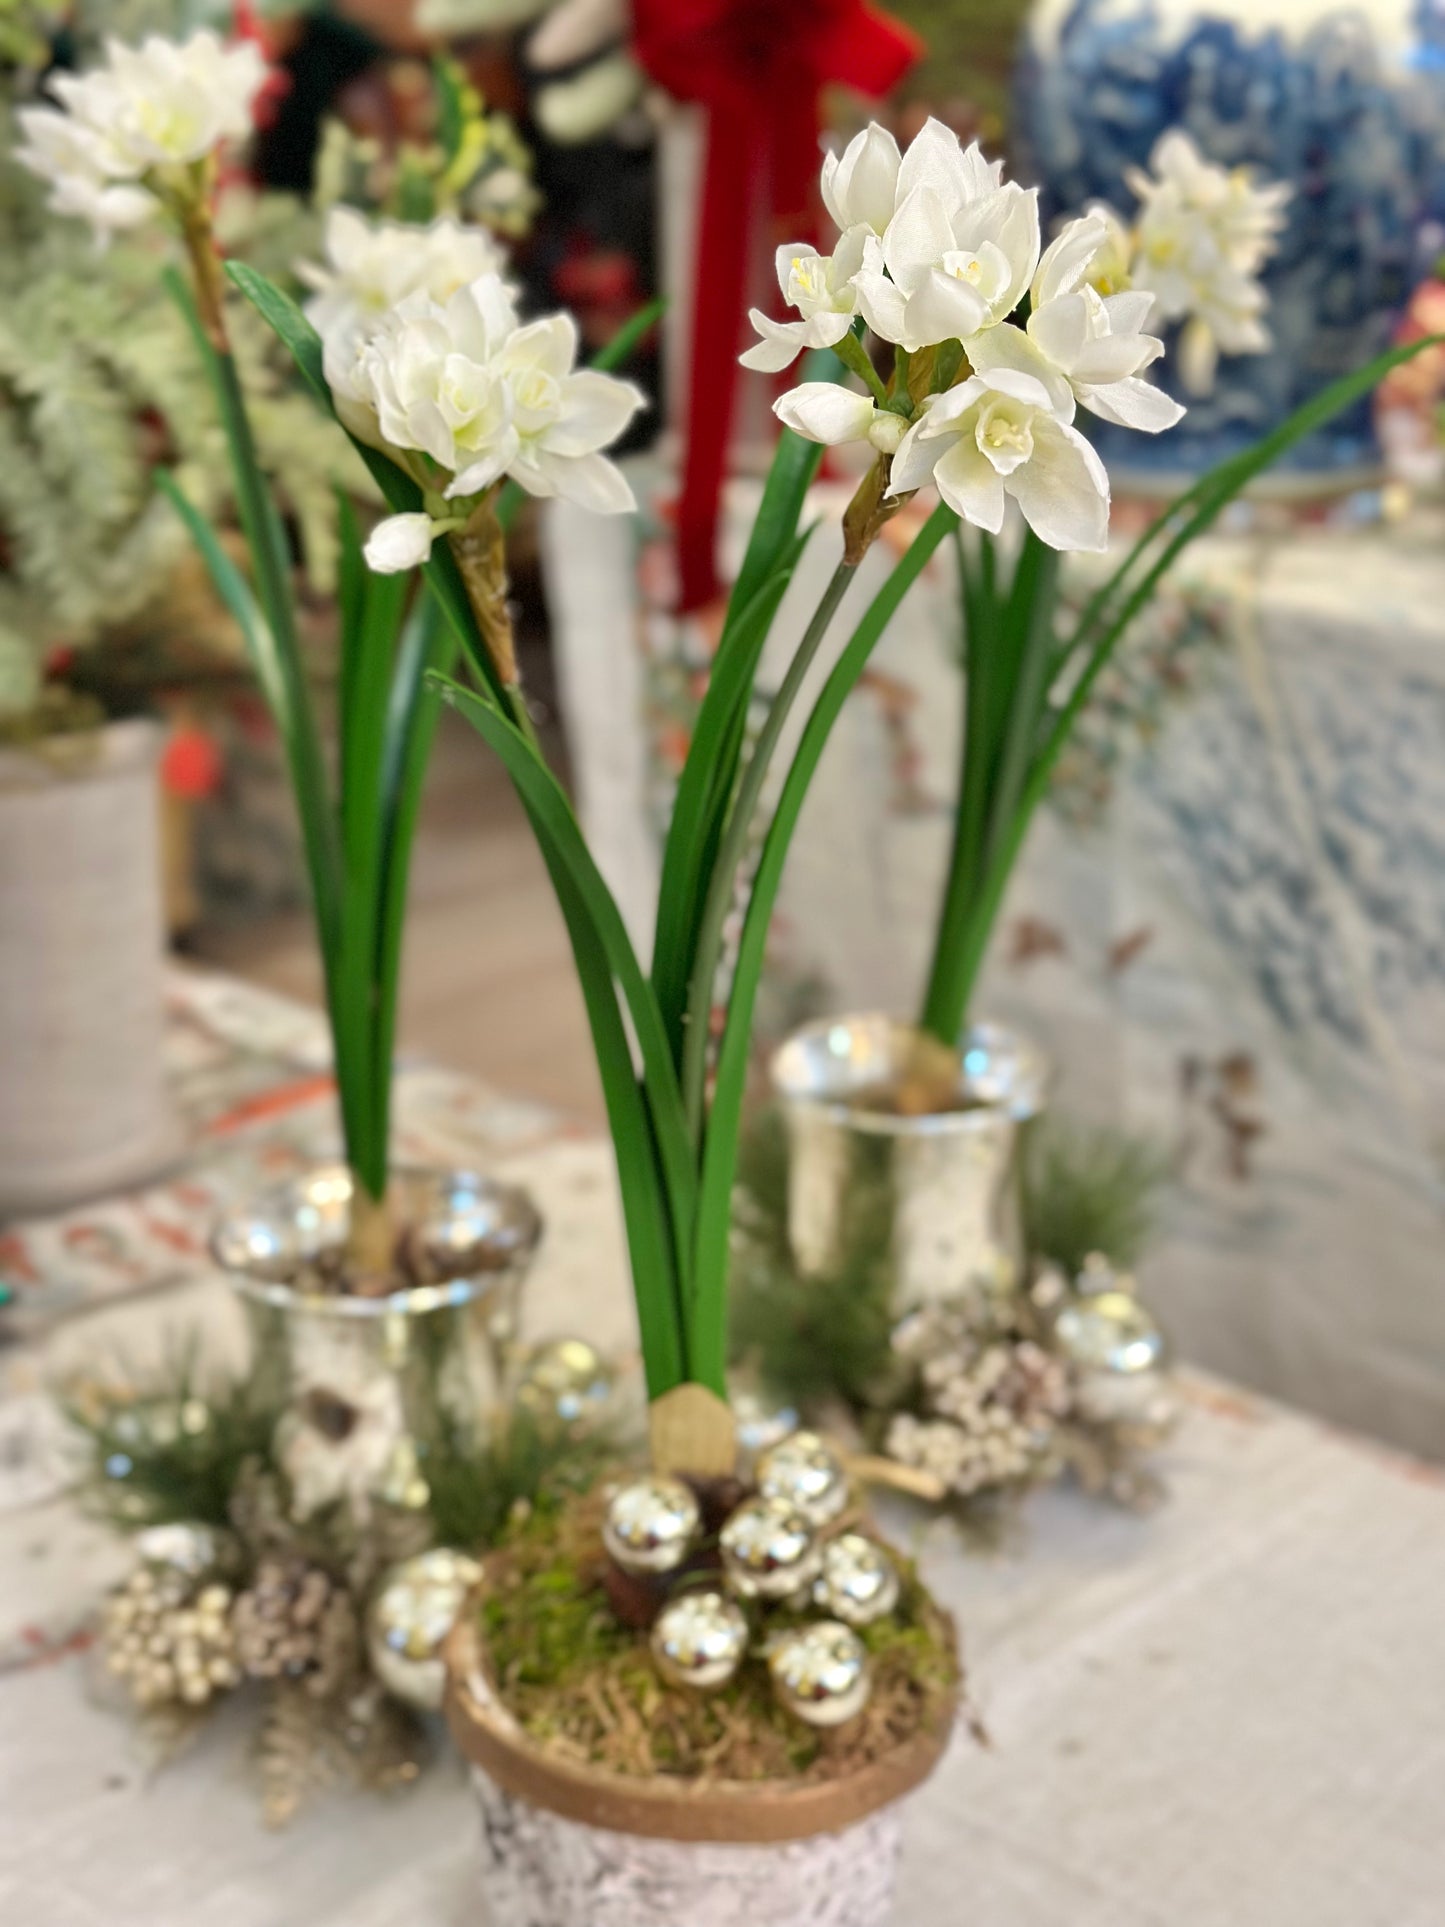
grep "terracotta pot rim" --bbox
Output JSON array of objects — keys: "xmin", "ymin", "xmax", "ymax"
[
  {"xmin": 211, "ymin": 1162, "xmax": 542, "ymax": 1318},
  {"xmin": 443, "ymin": 1590, "xmax": 958, "ymax": 1846},
  {"xmin": 770, "ymin": 1012, "xmax": 1052, "ymax": 1134}
]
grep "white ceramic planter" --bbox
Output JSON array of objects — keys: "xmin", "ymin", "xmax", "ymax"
[{"xmin": 0, "ymin": 719, "xmax": 180, "ymax": 1216}]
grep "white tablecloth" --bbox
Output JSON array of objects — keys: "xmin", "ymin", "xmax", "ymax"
[{"xmin": 4, "ymin": 1109, "xmax": 1444, "ymax": 1921}]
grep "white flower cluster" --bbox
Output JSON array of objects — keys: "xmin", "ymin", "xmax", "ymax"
[
  {"xmin": 746, "ymin": 120, "xmax": 1286, "ymax": 552},
  {"xmin": 1127, "ymin": 130, "xmax": 1290, "ymax": 395},
  {"xmin": 299, "ymin": 206, "xmax": 510, "ymax": 362},
  {"xmin": 16, "ymin": 30, "xmax": 267, "ymax": 242},
  {"xmin": 310, "ymin": 232, "xmax": 646, "ymax": 571}
]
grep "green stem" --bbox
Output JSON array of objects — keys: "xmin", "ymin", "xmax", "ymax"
[
  {"xmin": 920, "ymin": 530, "xmax": 996, "ymax": 1043},
  {"xmin": 678, "ymin": 560, "xmax": 854, "ymax": 1140},
  {"xmin": 834, "ymin": 330, "xmax": 889, "ymax": 408},
  {"xmin": 688, "ymin": 506, "xmax": 957, "ymax": 1381}
]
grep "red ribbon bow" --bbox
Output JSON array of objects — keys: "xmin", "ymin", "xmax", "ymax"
[{"xmin": 633, "ymin": 1, "xmax": 920, "ymax": 612}]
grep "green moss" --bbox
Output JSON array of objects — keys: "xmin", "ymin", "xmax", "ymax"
[{"xmin": 475, "ymin": 1487, "xmax": 960, "ymax": 1785}]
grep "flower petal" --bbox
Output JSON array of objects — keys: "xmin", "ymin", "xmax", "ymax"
[
  {"xmin": 1075, "ymin": 375, "xmax": 1185, "ymax": 432},
  {"xmin": 964, "ymin": 328, "xmax": 1075, "ymax": 420},
  {"xmin": 883, "ymin": 185, "xmax": 957, "ymax": 293},
  {"xmin": 1033, "ymin": 214, "xmax": 1109, "ymax": 306},
  {"xmin": 773, "ymin": 382, "xmax": 877, "ymax": 446},
  {"xmin": 1005, "ymin": 416, "xmax": 1110, "ymax": 552},
  {"xmin": 887, "ymin": 413, "xmax": 944, "ymax": 495},
  {"xmin": 899, "ymin": 268, "xmax": 991, "ymax": 351},
  {"xmin": 854, "ymin": 266, "xmax": 909, "ymax": 346},
  {"xmin": 531, "ymin": 448, "xmax": 637, "ymax": 513},
  {"xmin": 546, "ymin": 370, "xmax": 646, "ymax": 455},
  {"xmin": 933, "ymin": 438, "xmax": 1007, "ymax": 532},
  {"xmin": 822, "ymin": 122, "xmax": 902, "ymax": 234},
  {"xmin": 740, "ymin": 310, "xmax": 809, "ymax": 372},
  {"xmin": 896, "ymin": 117, "xmax": 999, "ymax": 218}
]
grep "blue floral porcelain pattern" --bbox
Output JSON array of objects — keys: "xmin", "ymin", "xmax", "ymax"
[{"xmin": 1016, "ymin": 0, "xmax": 1445, "ymax": 473}]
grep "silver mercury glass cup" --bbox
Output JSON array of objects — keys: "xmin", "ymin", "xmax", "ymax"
[
  {"xmin": 212, "ymin": 1165, "xmax": 541, "ymax": 1518},
  {"xmin": 771, "ymin": 1014, "xmax": 1050, "ymax": 1316}
]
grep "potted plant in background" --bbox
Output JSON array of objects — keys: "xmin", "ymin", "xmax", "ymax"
[
  {"xmin": 0, "ymin": 36, "xmax": 356, "ymax": 1216},
  {"xmin": 744, "ymin": 118, "xmax": 1426, "ymax": 1513},
  {"xmin": 12, "ymin": 27, "xmax": 637, "ymax": 1510}
]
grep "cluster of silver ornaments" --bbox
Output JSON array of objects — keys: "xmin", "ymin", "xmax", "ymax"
[
  {"xmin": 366, "ymin": 1547, "xmax": 483, "ymax": 1712},
  {"xmin": 605, "ymin": 1432, "xmax": 903, "ymax": 1728}
]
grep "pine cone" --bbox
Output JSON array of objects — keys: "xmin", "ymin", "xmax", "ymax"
[
  {"xmin": 232, "ymin": 1556, "xmax": 359, "ymax": 1700},
  {"xmin": 103, "ymin": 1567, "xmax": 241, "ymax": 1709}
]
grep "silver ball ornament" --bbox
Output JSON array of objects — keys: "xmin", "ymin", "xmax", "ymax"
[
  {"xmin": 814, "ymin": 1532, "xmax": 900, "ymax": 1628},
  {"xmin": 649, "ymin": 1589, "xmax": 749, "ymax": 1691},
  {"xmin": 602, "ymin": 1476, "xmax": 700, "ymax": 1575},
  {"xmin": 768, "ymin": 1620, "xmax": 871, "ymax": 1727},
  {"xmin": 1053, "ymin": 1291, "xmax": 1164, "ymax": 1377},
  {"xmin": 515, "ymin": 1337, "xmax": 614, "ymax": 1428},
  {"xmin": 719, "ymin": 1494, "xmax": 820, "ymax": 1600},
  {"xmin": 366, "ymin": 1548, "xmax": 482, "ymax": 1711},
  {"xmin": 134, "ymin": 1521, "xmax": 235, "ymax": 1581},
  {"xmin": 755, "ymin": 1430, "xmax": 849, "ymax": 1527}
]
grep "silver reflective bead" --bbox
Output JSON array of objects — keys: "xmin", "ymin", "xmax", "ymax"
[
  {"xmin": 366, "ymin": 1548, "xmax": 482, "ymax": 1711},
  {"xmin": 602, "ymin": 1476, "xmax": 700, "ymax": 1575},
  {"xmin": 814, "ymin": 1532, "xmax": 900, "ymax": 1628},
  {"xmin": 719, "ymin": 1495, "xmax": 821, "ymax": 1599},
  {"xmin": 755, "ymin": 1430, "xmax": 849, "ymax": 1527},
  {"xmin": 649, "ymin": 1589, "xmax": 749, "ymax": 1691},
  {"xmin": 1053, "ymin": 1291, "xmax": 1164, "ymax": 1377},
  {"xmin": 515, "ymin": 1337, "xmax": 614, "ymax": 1428},
  {"xmin": 768, "ymin": 1620, "xmax": 871, "ymax": 1727}
]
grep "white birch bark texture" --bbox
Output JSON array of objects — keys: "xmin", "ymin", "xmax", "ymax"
[{"xmin": 465, "ymin": 1765, "xmax": 905, "ymax": 1927}]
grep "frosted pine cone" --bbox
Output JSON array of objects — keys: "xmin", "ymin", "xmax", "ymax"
[
  {"xmin": 232, "ymin": 1556, "xmax": 358, "ymax": 1699},
  {"xmin": 103, "ymin": 1567, "xmax": 241, "ymax": 1709}
]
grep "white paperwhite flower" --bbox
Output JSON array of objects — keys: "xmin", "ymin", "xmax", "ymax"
[
  {"xmin": 365, "ymin": 512, "xmax": 447, "ymax": 572},
  {"xmin": 856, "ymin": 177, "xmax": 1040, "ymax": 354},
  {"xmin": 887, "ymin": 115, "xmax": 1003, "ymax": 223},
  {"xmin": 967, "ymin": 216, "xmax": 1185, "ymax": 434},
  {"xmin": 821, "ymin": 122, "xmax": 903, "ymax": 235},
  {"xmin": 773, "ymin": 382, "xmax": 909, "ymax": 454},
  {"xmin": 1126, "ymin": 130, "xmax": 1288, "ymax": 393},
  {"xmin": 337, "ymin": 271, "xmax": 644, "ymax": 523},
  {"xmin": 300, "ymin": 206, "xmax": 509, "ymax": 357},
  {"xmin": 16, "ymin": 30, "xmax": 267, "ymax": 241},
  {"xmin": 740, "ymin": 228, "xmax": 870, "ymax": 372},
  {"xmin": 888, "ymin": 370, "xmax": 1110, "ymax": 553},
  {"xmin": 494, "ymin": 311, "xmax": 643, "ymax": 509}
]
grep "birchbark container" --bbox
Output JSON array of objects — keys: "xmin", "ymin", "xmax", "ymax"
[
  {"xmin": 0, "ymin": 719, "xmax": 180, "ymax": 1216},
  {"xmin": 445, "ymin": 1605, "xmax": 955, "ymax": 1927}
]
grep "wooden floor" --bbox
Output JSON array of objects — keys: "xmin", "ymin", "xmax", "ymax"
[{"xmin": 195, "ymin": 710, "xmax": 607, "ymax": 1125}]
